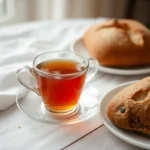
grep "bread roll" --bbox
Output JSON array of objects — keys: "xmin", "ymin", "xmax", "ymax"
[
  {"xmin": 83, "ymin": 19, "xmax": 150, "ymax": 67},
  {"xmin": 107, "ymin": 77, "xmax": 150, "ymax": 135}
]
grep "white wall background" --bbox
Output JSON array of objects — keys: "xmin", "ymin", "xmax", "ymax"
[{"xmin": 0, "ymin": 0, "xmax": 129, "ymax": 26}]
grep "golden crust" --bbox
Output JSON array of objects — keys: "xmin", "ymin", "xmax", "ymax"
[
  {"xmin": 83, "ymin": 19, "xmax": 150, "ymax": 67},
  {"xmin": 107, "ymin": 77, "xmax": 150, "ymax": 135}
]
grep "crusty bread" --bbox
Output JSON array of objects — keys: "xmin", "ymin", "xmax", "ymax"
[
  {"xmin": 107, "ymin": 77, "xmax": 150, "ymax": 135},
  {"xmin": 83, "ymin": 19, "xmax": 150, "ymax": 67}
]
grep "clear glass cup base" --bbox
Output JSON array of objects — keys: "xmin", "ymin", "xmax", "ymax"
[
  {"xmin": 16, "ymin": 85, "xmax": 100, "ymax": 125},
  {"xmin": 41, "ymin": 103, "xmax": 79, "ymax": 118}
]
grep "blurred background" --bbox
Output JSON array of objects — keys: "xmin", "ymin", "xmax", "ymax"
[{"xmin": 0, "ymin": 0, "xmax": 149, "ymax": 27}]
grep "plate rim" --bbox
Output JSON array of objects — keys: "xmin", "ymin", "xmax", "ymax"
[
  {"xmin": 99, "ymin": 80, "xmax": 150, "ymax": 149},
  {"xmin": 70, "ymin": 38, "xmax": 150, "ymax": 76}
]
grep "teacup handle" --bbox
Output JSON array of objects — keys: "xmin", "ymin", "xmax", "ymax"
[
  {"xmin": 17, "ymin": 66, "xmax": 40, "ymax": 95},
  {"xmin": 86, "ymin": 58, "xmax": 99, "ymax": 82}
]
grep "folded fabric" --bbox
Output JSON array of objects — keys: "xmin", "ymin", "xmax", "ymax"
[
  {"xmin": 0, "ymin": 18, "xmax": 107, "ymax": 110},
  {"xmin": 0, "ymin": 39, "xmax": 37, "ymax": 110}
]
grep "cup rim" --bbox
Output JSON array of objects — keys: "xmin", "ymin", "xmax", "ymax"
[{"xmin": 33, "ymin": 50, "xmax": 89, "ymax": 78}]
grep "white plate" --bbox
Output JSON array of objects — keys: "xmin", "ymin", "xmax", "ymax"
[
  {"xmin": 71, "ymin": 38, "xmax": 150, "ymax": 76},
  {"xmin": 99, "ymin": 81, "xmax": 150, "ymax": 149}
]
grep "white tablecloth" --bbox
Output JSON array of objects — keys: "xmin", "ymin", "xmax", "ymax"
[{"xmin": 0, "ymin": 18, "xmax": 147, "ymax": 150}]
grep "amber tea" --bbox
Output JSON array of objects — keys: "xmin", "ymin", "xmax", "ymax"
[{"xmin": 36, "ymin": 59, "xmax": 86, "ymax": 112}]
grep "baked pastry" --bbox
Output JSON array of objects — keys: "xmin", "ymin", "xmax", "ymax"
[
  {"xmin": 107, "ymin": 77, "xmax": 150, "ymax": 135},
  {"xmin": 83, "ymin": 19, "xmax": 150, "ymax": 67}
]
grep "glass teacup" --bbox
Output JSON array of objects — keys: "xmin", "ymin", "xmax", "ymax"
[{"xmin": 17, "ymin": 50, "xmax": 99, "ymax": 115}]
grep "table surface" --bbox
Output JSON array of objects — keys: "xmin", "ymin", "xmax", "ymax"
[{"xmin": 0, "ymin": 18, "xmax": 148, "ymax": 150}]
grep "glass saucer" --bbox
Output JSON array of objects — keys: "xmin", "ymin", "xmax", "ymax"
[{"xmin": 16, "ymin": 85, "xmax": 100, "ymax": 125}]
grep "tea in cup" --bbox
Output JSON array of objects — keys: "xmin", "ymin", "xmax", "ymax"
[{"xmin": 17, "ymin": 50, "xmax": 99, "ymax": 115}]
